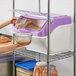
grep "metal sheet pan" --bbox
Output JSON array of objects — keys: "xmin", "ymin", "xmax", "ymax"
[{"xmin": 0, "ymin": 33, "xmax": 12, "ymax": 39}]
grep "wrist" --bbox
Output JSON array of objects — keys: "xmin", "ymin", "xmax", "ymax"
[{"xmin": 7, "ymin": 19, "xmax": 11, "ymax": 24}]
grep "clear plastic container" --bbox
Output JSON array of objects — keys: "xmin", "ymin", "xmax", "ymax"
[
  {"xmin": 33, "ymin": 62, "xmax": 47, "ymax": 76},
  {"xmin": 15, "ymin": 17, "xmax": 27, "ymax": 29},
  {"xmin": 15, "ymin": 17, "xmax": 41, "ymax": 30},
  {"xmin": 42, "ymin": 65, "xmax": 58, "ymax": 76}
]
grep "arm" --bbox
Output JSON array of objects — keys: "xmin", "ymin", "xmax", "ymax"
[
  {"xmin": 0, "ymin": 17, "xmax": 17, "ymax": 29},
  {"xmin": 0, "ymin": 20, "xmax": 11, "ymax": 29},
  {"xmin": 0, "ymin": 44, "xmax": 23, "ymax": 55}
]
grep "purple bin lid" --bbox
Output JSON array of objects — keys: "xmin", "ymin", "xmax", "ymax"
[{"xmin": 12, "ymin": 13, "xmax": 71, "ymax": 37}]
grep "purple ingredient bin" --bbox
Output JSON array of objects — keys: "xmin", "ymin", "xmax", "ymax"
[{"xmin": 12, "ymin": 13, "xmax": 71, "ymax": 37}]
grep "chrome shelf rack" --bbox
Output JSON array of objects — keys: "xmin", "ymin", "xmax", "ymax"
[
  {"xmin": 12, "ymin": 0, "xmax": 76, "ymax": 76},
  {"xmin": 14, "ymin": 49, "xmax": 74, "ymax": 62}
]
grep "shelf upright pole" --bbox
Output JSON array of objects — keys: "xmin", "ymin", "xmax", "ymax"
[
  {"xmin": 74, "ymin": 0, "xmax": 76, "ymax": 75},
  {"xmin": 47, "ymin": 0, "xmax": 50, "ymax": 76},
  {"xmin": 38, "ymin": 0, "xmax": 41, "ymax": 61},
  {"xmin": 13, "ymin": 34, "xmax": 15, "ymax": 76},
  {"xmin": 13, "ymin": 0, "xmax": 15, "ymax": 17},
  {"xmin": 13, "ymin": 0, "xmax": 15, "ymax": 76},
  {"xmin": 39, "ymin": 0, "xmax": 41, "ymax": 12}
]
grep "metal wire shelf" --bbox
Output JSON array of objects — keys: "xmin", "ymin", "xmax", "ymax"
[
  {"xmin": 12, "ymin": 0, "xmax": 76, "ymax": 75},
  {"xmin": 14, "ymin": 48, "xmax": 74, "ymax": 62}
]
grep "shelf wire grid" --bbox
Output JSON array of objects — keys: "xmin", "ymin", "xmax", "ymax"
[{"xmin": 14, "ymin": 48, "xmax": 74, "ymax": 62}]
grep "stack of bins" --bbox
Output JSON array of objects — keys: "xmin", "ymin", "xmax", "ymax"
[
  {"xmin": 15, "ymin": 60, "xmax": 37, "ymax": 76},
  {"xmin": 16, "ymin": 67, "xmax": 33, "ymax": 76}
]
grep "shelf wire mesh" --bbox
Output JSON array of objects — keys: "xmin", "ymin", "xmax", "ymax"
[{"xmin": 14, "ymin": 48, "xmax": 74, "ymax": 62}]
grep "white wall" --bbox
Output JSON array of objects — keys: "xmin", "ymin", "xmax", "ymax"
[
  {"xmin": 0, "ymin": 0, "xmax": 12, "ymax": 35},
  {"xmin": 52, "ymin": 57, "xmax": 73, "ymax": 76},
  {"xmin": 0, "ymin": 0, "xmax": 74, "ymax": 76},
  {"xmin": 15, "ymin": 0, "xmax": 74, "ymax": 17},
  {"xmin": 41, "ymin": 0, "xmax": 74, "ymax": 16}
]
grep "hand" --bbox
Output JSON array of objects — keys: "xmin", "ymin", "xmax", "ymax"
[{"xmin": 10, "ymin": 17, "xmax": 17, "ymax": 24}]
